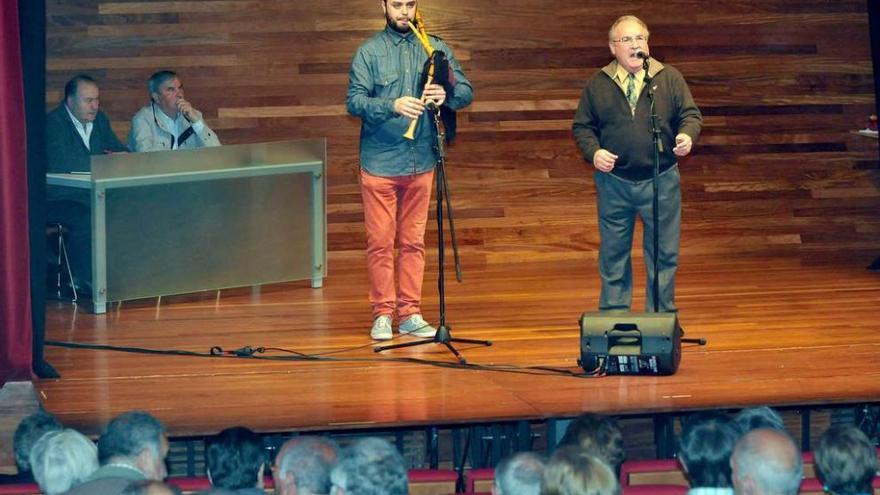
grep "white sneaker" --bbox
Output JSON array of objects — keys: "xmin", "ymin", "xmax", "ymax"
[
  {"xmin": 398, "ymin": 314, "xmax": 437, "ymax": 338},
  {"xmin": 370, "ymin": 315, "xmax": 393, "ymax": 341}
]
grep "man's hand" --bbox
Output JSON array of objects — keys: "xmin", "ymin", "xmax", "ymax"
[
  {"xmin": 673, "ymin": 133, "xmax": 693, "ymax": 157},
  {"xmin": 592, "ymin": 149, "xmax": 618, "ymax": 173},
  {"xmin": 421, "ymin": 83, "xmax": 446, "ymax": 108},
  {"xmin": 177, "ymin": 99, "xmax": 203, "ymax": 123},
  {"xmin": 394, "ymin": 96, "xmax": 426, "ymax": 119}
]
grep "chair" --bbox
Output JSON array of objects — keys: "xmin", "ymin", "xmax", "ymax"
[
  {"xmin": 619, "ymin": 459, "xmax": 687, "ymax": 487},
  {"xmin": 623, "ymin": 485, "xmax": 688, "ymax": 495},
  {"xmin": 165, "ymin": 476, "xmax": 212, "ymax": 494},
  {"xmin": 46, "ymin": 222, "xmax": 77, "ymax": 302},
  {"xmin": 465, "ymin": 467, "xmax": 495, "ymax": 494},
  {"xmin": 0, "ymin": 483, "xmax": 41, "ymax": 495},
  {"xmin": 408, "ymin": 469, "xmax": 459, "ymax": 495}
]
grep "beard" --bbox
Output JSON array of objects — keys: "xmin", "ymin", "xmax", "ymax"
[{"xmin": 385, "ymin": 11, "xmax": 413, "ymax": 33}]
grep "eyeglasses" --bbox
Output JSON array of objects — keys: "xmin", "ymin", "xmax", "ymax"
[{"xmin": 613, "ymin": 35, "xmax": 647, "ymax": 45}]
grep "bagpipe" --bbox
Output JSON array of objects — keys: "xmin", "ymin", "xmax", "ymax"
[{"xmin": 403, "ymin": 10, "xmax": 458, "ymax": 143}]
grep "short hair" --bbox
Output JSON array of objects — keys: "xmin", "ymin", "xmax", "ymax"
[
  {"xmin": 13, "ymin": 411, "xmax": 63, "ymax": 472},
  {"xmin": 735, "ymin": 406, "xmax": 786, "ymax": 433},
  {"xmin": 148, "ymin": 71, "xmax": 178, "ymax": 94},
  {"xmin": 495, "ymin": 452, "xmax": 546, "ymax": 495},
  {"xmin": 557, "ymin": 414, "xmax": 625, "ymax": 473},
  {"xmin": 678, "ymin": 411, "xmax": 743, "ymax": 488},
  {"xmin": 814, "ymin": 425, "xmax": 877, "ymax": 495},
  {"xmin": 29, "ymin": 429, "xmax": 99, "ymax": 495},
  {"xmin": 330, "ymin": 437, "xmax": 407, "ymax": 495},
  {"xmin": 608, "ymin": 15, "xmax": 650, "ymax": 42},
  {"xmin": 206, "ymin": 426, "xmax": 266, "ymax": 490},
  {"xmin": 541, "ymin": 447, "xmax": 621, "ymax": 495},
  {"xmin": 277, "ymin": 436, "xmax": 338, "ymax": 495},
  {"xmin": 731, "ymin": 428, "xmax": 803, "ymax": 495},
  {"xmin": 64, "ymin": 74, "xmax": 98, "ymax": 100},
  {"xmin": 97, "ymin": 411, "xmax": 167, "ymax": 464}
]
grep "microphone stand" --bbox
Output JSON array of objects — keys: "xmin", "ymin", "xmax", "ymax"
[
  {"xmin": 374, "ymin": 105, "xmax": 492, "ymax": 364},
  {"xmin": 643, "ymin": 56, "xmax": 706, "ymax": 346}
]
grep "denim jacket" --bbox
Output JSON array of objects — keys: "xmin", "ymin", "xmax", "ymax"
[{"xmin": 346, "ymin": 26, "xmax": 473, "ymax": 177}]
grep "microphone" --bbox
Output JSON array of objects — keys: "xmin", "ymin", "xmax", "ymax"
[{"xmin": 635, "ymin": 50, "xmax": 649, "ymax": 60}]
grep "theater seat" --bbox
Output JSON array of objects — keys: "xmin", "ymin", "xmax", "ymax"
[
  {"xmin": 619, "ymin": 459, "xmax": 687, "ymax": 487},
  {"xmin": 623, "ymin": 485, "xmax": 688, "ymax": 495},
  {"xmin": 0, "ymin": 484, "xmax": 41, "ymax": 495},
  {"xmin": 466, "ymin": 467, "xmax": 495, "ymax": 494},
  {"xmin": 408, "ymin": 469, "xmax": 459, "ymax": 495}
]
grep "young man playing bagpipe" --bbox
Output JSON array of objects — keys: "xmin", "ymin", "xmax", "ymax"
[{"xmin": 346, "ymin": 1, "xmax": 473, "ymax": 340}]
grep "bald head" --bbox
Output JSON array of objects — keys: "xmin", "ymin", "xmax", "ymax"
[
  {"xmin": 731, "ymin": 428, "xmax": 802, "ymax": 495},
  {"xmin": 273, "ymin": 436, "xmax": 338, "ymax": 495}
]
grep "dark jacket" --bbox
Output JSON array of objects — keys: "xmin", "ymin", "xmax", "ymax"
[
  {"xmin": 572, "ymin": 59, "xmax": 702, "ymax": 181},
  {"xmin": 45, "ymin": 103, "xmax": 127, "ymax": 203}
]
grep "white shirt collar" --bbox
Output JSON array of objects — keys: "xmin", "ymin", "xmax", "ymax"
[{"xmin": 65, "ymin": 104, "xmax": 94, "ymax": 150}]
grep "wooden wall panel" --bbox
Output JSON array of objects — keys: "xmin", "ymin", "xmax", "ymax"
[{"xmin": 45, "ymin": 0, "xmax": 880, "ymax": 265}]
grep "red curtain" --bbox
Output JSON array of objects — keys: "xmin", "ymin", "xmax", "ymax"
[{"xmin": 0, "ymin": 0, "xmax": 34, "ymax": 385}]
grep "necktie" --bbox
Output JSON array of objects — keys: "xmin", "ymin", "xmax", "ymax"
[{"xmin": 626, "ymin": 72, "xmax": 638, "ymax": 113}]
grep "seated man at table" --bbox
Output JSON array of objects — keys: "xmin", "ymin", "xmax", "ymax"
[
  {"xmin": 46, "ymin": 74, "xmax": 128, "ymax": 295},
  {"xmin": 128, "ymin": 70, "xmax": 221, "ymax": 152}
]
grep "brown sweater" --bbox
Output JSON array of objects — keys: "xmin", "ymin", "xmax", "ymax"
[{"xmin": 572, "ymin": 59, "xmax": 702, "ymax": 181}]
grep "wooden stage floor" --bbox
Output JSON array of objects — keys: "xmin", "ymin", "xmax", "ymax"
[{"xmin": 39, "ymin": 253, "xmax": 880, "ymax": 438}]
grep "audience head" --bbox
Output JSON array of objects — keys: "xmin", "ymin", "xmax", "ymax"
[
  {"xmin": 735, "ymin": 407, "xmax": 785, "ymax": 433},
  {"xmin": 558, "ymin": 413, "xmax": 625, "ymax": 474},
  {"xmin": 148, "ymin": 70, "xmax": 183, "ymax": 117},
  {"xmin": 494, "ymin": 452, "xmax": 546, "ymax": 495},
  {"xmin": 206, "ymin": 426, "xmax": 266, "ymax": 490},
  {"xmin": 814, "ymin": 425, "xmax": 877, "ymax": 495},
  {"xmin": 98, "ymin": 411, "xmax": 169, "ymax": 481},
  {"xmin": 29, "ymin": 429, "xmax": 99, "ymax": 495},
  {"xmin": 678, "ymin": 411, "xmax": 743, "ymax": 488},
  {"xmin": 330, "ymin": 437, "xmax": 407, "ymax": 495},
  {"xmin": 731, "ymin": 428, "xmax": 803, "ymax": 495},
  {"xmin": 63, "ymin": 74, "xmax": 101, "ymax": 124},
  {"xmin": 13, "ymin": 410, "xmax": 63, "ymax": 473},
  {"xmin": 121, "ymin": 480, "xmax": 182, "ymax": 495},
  {"xmin": 273, "ymin": 436, "xmax": 339, "ymax": 495},
  {"xmin": 541, "ymin": 446, "xmax": 620, "ymax": 495}
]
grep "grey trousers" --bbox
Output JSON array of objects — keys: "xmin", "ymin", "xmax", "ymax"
[{"xmin": 594, "ymin": 166, "xmax": 681, "ymax": 312}]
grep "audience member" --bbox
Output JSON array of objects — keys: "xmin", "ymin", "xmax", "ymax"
[
  {"xmin": 541, "ymin": 446, "xmax": 620, "ymax": 495},
  {"xmin": 678, "ymin": 411, "xmax": 743, "ymax": 495},
  {"xmin": 128, "ymin": 70, "xmax": 220, "ymax": 152},
  {"xmin": 330, "ymin": 437, "xmax": 407, "ymax": 495},
  {"xmin": 731, "ymin": 428, "xmax": 803, "ymax": 495},
  {"xmin": 13, "ymin": 410, "xmax": 63, "ymax": 476},
  {"xmin": 205, "ymin": 426, "xmax": 266, "ymax": 494},
  {"xmin": 494, "ymin": 452, "xmax": 546, "ymax": 495},
  {"xmin": 557, "ymin": 413, "xmax": 625, "ymax": 474},
  {"xmin": 272, "ymin": 436, "xmax": 338, "ymax": 495},
  {"xmin": 64, "ymin": 411, "xmax": 169, "ymax": 495},
  {"xmin": 735, "ymin": 407, "xmax": 785, "ymax": 434},
  {"xmin": 46, "ymin": 74, "xmax": 128, "ymax": 294},
  {"xmin": 121, "ymin": 480, "xmax": 182, "ymax": 495},
  {"xmin": 29, "ymin": 429, "xmax": 99, "ymax": 495},
  {"xmin": 47, "ymin": 74, "xmax": 128, "ymax": 174},
  {"xmin": 814, "ymin": 425, "xmax": 877, "ymax": 495}
]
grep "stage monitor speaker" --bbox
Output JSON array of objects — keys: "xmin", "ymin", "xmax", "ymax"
[{"xmin": 578, "ymin": 312, "xmax": 682, "ymax": 375}]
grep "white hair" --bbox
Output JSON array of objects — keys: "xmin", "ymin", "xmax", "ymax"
[
  {"xmin": 732, "ymin": 429, "xmax": 803, "ymax": 495},
  {"xmin": 608, "ymin": 15, "xmax": 650, "ymax": 42},
  {"xmin": 30, "ymin": 429, "xmax": 99, "ymax": 495}
]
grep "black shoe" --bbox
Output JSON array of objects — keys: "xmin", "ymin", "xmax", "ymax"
[
  {"xmin": 868, "ymin": 257, "xmax": 880, "ymax": 271},
  {"xmin": 34, "ymin": 360, "xmax": 60, "ymax": 379}
]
